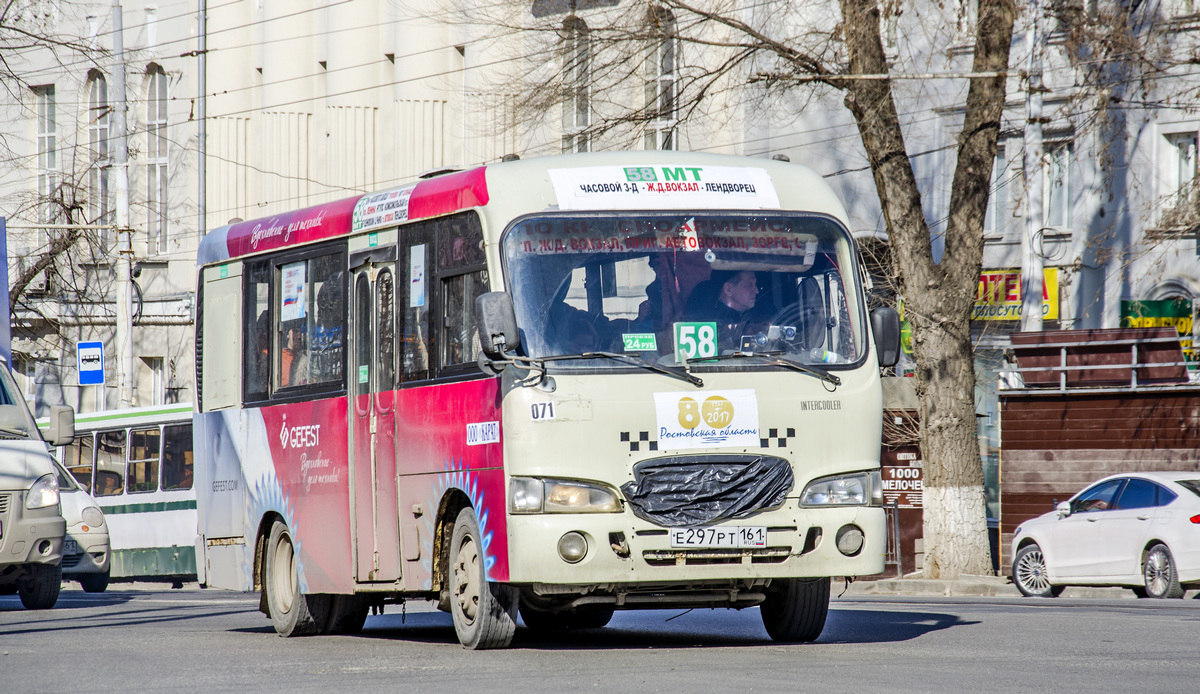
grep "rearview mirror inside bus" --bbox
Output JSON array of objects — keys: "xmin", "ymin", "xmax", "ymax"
[
  {"xmin": 476, "ymin": 291, "xmax": 520, "ymax": 360},
  {"xmin": 871, "ymin": 306, "xmax": 901, "ymax": 367}
]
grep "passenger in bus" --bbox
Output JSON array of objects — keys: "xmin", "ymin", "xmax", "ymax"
[{"xmin": 280, "ymin": 326, "xmax": 307, "ymax": 387}]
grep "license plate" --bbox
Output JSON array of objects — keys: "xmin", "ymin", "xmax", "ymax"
[
  {"xmin": 669, "ymin": 526, "xmax": 767, "ymax": 548},
  {"xmin": 63, "ymin": 539, "xmax": 79, "ymax": 555}
]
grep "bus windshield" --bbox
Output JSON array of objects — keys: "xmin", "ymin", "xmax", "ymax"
[{"xmin": 502, "ymin": 212, "xmax": 867, "ymax": 367}]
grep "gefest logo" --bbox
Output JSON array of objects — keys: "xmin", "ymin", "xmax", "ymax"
[{"xmin": 279, "ymin": 414, "xmax": 321, "ymax": 449}]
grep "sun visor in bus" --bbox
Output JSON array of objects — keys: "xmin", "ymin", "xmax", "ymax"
[{"xmin": 619, "ymin": 454, "xmax": 794, "ymax": 527}]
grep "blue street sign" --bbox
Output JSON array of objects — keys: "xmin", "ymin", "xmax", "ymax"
[{"xmin": 78, "ymin": 341, "xmax": 104, "ymax": 386}]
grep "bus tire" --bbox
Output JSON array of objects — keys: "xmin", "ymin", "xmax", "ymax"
[
  {"xmin": 80, "ymin": 570, "xmax": 110, "ymax": 593},
  {"xmin": 448, "ymin": 506, "xmax": 517, "ymax": 649},
  {"xmin": 320, "ymin": 594, "xmax": 370, "ymax": 635},
  {"xmin": 264, "ymin": 519, "xmax": 323, "ymax": 637},
  {"xmin": 18, "ymin": 563, "xmax": 62, "ymax": 610},
  {"xmin": 760, "ymin": 577, "xmax": 830, "ymax": 643}
]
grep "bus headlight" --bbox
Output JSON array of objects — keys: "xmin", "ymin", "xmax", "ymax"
[
  {"xmin": 25, "ymin": 473, "xmax": 60, "ymax": 510},
  {"xmin": 800, "ymin": 471, "xmax": 883, "ymax": 507},
  {"xmin": 509, "ymin": 477, "xmax": 622, "ymax": 514}
]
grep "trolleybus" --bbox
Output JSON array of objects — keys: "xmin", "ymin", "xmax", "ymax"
[
  {"xmin": 58, "ymin": 403, "xmax": 197, "ymax": 582},
  {"xmin": 194, "ymin": 151, "xmax": 900, "ymax": 648}
]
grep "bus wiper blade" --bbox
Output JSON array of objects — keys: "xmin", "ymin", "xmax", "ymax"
[
  {"xmin": 536, "ymin": 351, "xmax": 703, "ymax": 387},
  {"xmin": 686, "ymin": 350, "xmax": 841, "ymax": 387}
]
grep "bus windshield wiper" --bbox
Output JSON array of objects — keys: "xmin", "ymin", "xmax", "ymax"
[
  {"xmin": 685, "ymin": 350, "xmax": 841, "ymax": 388},
  {"xmin": 533, "ymin": 351, "xmax": 703, "ymax": 387}
]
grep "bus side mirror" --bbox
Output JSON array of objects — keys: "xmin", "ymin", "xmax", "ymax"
[
  {"xmin": 871, "ymin": 306, "xmax": 901, "ymax": 367},
  {"xmin": 46, "ymin": 405, "xmax": 76, "ymax": 447},
  {"xmin": 476, "ymin": 292, "xmax": 519, "ymax": 359}
]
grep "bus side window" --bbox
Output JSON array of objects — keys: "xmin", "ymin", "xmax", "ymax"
[
  {"xmin": 244, "ymin": 259, "xmax": 271, "ymax": 402},
  {"xmin": 65, "ymin": 433, "xmax": 96, "ymax": 493},
  {"xmin": 440, "ymin": 270, "xmax": 488, "ymax": 367},
  {"xmin": 95, "ymin": 429, "xmax": 127, "ymax": 497},
  {"xmin": 128, "ymin": 427, "xmax": 161, "ymax": 494},
  {"xmin": 401, "ymin": 237, "xmax": 432, "ymax": 381},
  {"xmin": 161, "ymin": 423, "xmax": 193, "ymax": 491}
]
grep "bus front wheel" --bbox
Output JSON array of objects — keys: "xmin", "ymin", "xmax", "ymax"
[
  {"xmin": 447, "ymin": 507, "xmax": 517, "ymax": 649},
  {"xmin": 760, "ymin": 577, "xmax": 830, "ymax": 643},
  {"xmin": 264, "ymin": 519, "xmax": 324, "ymax": 637}
]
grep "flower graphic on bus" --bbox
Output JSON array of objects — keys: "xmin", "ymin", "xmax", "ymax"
[{"xmin": 418, "ymin": 459, "xmax": 496, "ymax": 584}]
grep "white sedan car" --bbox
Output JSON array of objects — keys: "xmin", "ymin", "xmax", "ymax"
[{"xmin": 1012, "ymin": 471, "xmax": 1200, "ymax": 599}]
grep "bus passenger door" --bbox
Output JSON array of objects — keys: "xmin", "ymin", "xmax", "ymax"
[{"xmin": 350, "ymin": 264, "xmax": 401, "ymax": 583}]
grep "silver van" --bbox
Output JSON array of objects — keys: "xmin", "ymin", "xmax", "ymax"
[{"xmin": 0, "ymin": 359, "xmax": 75, "ymax": 609}]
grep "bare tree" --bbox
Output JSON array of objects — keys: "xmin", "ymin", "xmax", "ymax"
[{"xmin": 456, "ymin": 0, "xmax": 1021, "ymax": 577}]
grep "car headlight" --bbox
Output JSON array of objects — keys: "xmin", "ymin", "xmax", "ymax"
[
  {"xmin": 26, "ymin": 473, "xmax": 60, "ymax": 510},
  {"xmin": 81, "ymin": 506, "xmax": 106, "ymax": 528},
  {"xmin": 509, "ymin": 477, "xmax": 622, "ymax": 514},
  {"xmin": 800, "ymin": 471, "xmax": 883, "ymax": 507}
]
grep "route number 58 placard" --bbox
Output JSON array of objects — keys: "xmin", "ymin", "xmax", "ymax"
[{"xmin": 674, "ymin": 322, "xmax": 718, "ymax": 363}]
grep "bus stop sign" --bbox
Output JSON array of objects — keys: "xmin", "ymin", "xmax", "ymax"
[{"xmin": 78, "ymin": 341, "xmax": 104, "ymax": 385}]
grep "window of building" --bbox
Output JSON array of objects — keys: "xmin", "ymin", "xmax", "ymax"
[
  {"xmin": 87, "ymin": 71, "xmax": 111, "ymax": 238},
  {"xmin": 984, "ymin": 145, "xmax": 1010, "ymax": 236},
  {"xmin": 1166, "ymin": 131, "xmax": 1197, "ymax": 206},
  {"xmin": 1043, "ymin": 140, "xmax": 1072, "ymax": 230},
  {"xmin": 644, "ymin": 8, "xmax": 677, "ymax": 150},
  {"xmin": 146, "ymin": 65, "xmax": 169, "ymax": 254},
  {"xmin": 34, "ymin": 84, "xmax": 58, "ymax": 226},
  {"xmin": 561, "ymin": 16, "xmax": 590, "ymax": 154}
]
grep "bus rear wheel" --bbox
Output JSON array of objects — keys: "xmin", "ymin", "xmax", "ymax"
[
  {"xmin": 448, "ymin": 507, "xmax": 517, "ymax": 649},
  {"xmin": 264, "ymin": 519, "xmax": 324, "ymax": 637},
  {"xmin": 760, "ymin": 577, "xmax": 830, "ymax": 643}
]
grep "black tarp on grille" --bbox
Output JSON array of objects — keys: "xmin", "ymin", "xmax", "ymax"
[{"xmin": 620, "ymin": 454, "xmax": 794, "ymax": 527}]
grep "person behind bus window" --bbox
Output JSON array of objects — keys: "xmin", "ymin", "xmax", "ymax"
[{"xmin": 688, "ymin": 270, "xmax": 763, "ymax": 352}]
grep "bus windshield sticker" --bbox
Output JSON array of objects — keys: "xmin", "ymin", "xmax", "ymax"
[
  {"xmin": 622, "ymin": 333, "xmax": 657, "ymax": 352},
  {"xmin": 280, "ymin": 262, "xmax": 307, "ymax": 322},
  {"xmin": 653, "ymin": 389, "xmax": 759, "ymax": 450},
  {"xmin": 409, "ymin": 244, "xmax": 426, "ymax": 308},
  {"xmin": 548, "ymin": 165, "xmax": 780, "ymax": 211},
  {"xmin": 466, "ymin": 421, "xmax": 501, "ymax": 446}
]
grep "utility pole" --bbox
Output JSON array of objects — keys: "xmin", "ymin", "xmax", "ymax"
[
  {"xmin": 1021, "ymin": 0, "xmax": 1045, "ymax": 331},
  {"xmin": 112, "ymin": 0, "xmax": 135, "ymax": 408},
  {"xmin": 198, "ymin": 0, "xmax": 207, "ymax": 238}
]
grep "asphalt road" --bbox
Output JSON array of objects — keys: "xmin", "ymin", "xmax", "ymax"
[{"xmin": 3, "ymin": 584, "xmax": 1199, "ymax": 693}]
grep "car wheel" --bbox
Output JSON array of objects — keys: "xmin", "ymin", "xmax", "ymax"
[
  {"xmin": 1143, "ymin": 543, "xmax": 1185, "ymax": 599},
  {"xmin": 1013, "ymin": 543, "xmax": 1061, "ymax": 598},
  {"xmin": 760, "ymin": 577, "xmax": 830, "ymax": 643},
  {"xmin": 448, "ymin": 506, "xmax": 517, "ymax": 649},
  {"xmin": 80, "ymin": 570, "xmax": 110, "ymax": 593},
  {"xmin": 18, "ymin": 563, "xmax": 62, "ymax": 610}
]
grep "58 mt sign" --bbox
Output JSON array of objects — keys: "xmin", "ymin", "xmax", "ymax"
[{"xmin": 674, "ymin": 322, "xmax": 718, "ymax": 363}]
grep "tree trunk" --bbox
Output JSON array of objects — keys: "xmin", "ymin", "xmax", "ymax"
[{"xmin": 838, "ymin": 0, "xmax": 1015, "ymax": 577}]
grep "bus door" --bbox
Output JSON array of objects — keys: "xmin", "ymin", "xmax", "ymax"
[{"xmin": 349, "ymin": 260, "xmax": 401, "ymax": 582}]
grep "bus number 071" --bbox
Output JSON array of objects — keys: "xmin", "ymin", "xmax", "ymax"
[{"xmin": 531, "ymin": 402, "xmax": 556, "ymax": 421}]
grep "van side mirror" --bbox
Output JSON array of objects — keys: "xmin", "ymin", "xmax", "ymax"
[
  {"xmin": 871, "ymin": 306, "xmax": 901, "ymax": 367},
  {"xmin": 46, "ymin": 405, "xmax": 75, "ymax": 447},
  {"xmin": 476, "ymin": 292, "xmax": 519, "ymax": 359}
]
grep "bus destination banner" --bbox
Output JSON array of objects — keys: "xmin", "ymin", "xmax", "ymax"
[{"xmin": 550, "ymin": 165, "xmax": 781, "ymax": 211}]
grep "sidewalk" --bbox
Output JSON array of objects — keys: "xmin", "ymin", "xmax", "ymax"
[{"xmin": 840, "ymin": 574, "xmax": 1152, "ymax": 599}]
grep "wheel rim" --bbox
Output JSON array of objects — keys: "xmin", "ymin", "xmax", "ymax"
[
  {"xmin": 1016, "ymin": 548, "xmax": 1051, "ymax": 595},
  {"xmin": 1145, "ymin": 549, "xmax": 1171, "ymax": 597},
  {"xmin": 271, "ymin": 532, "xmax": 297, "ymax": 614},
  {"xmin": 453, "ymin": 533, "xmax": 481, "ymax": 625}
]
